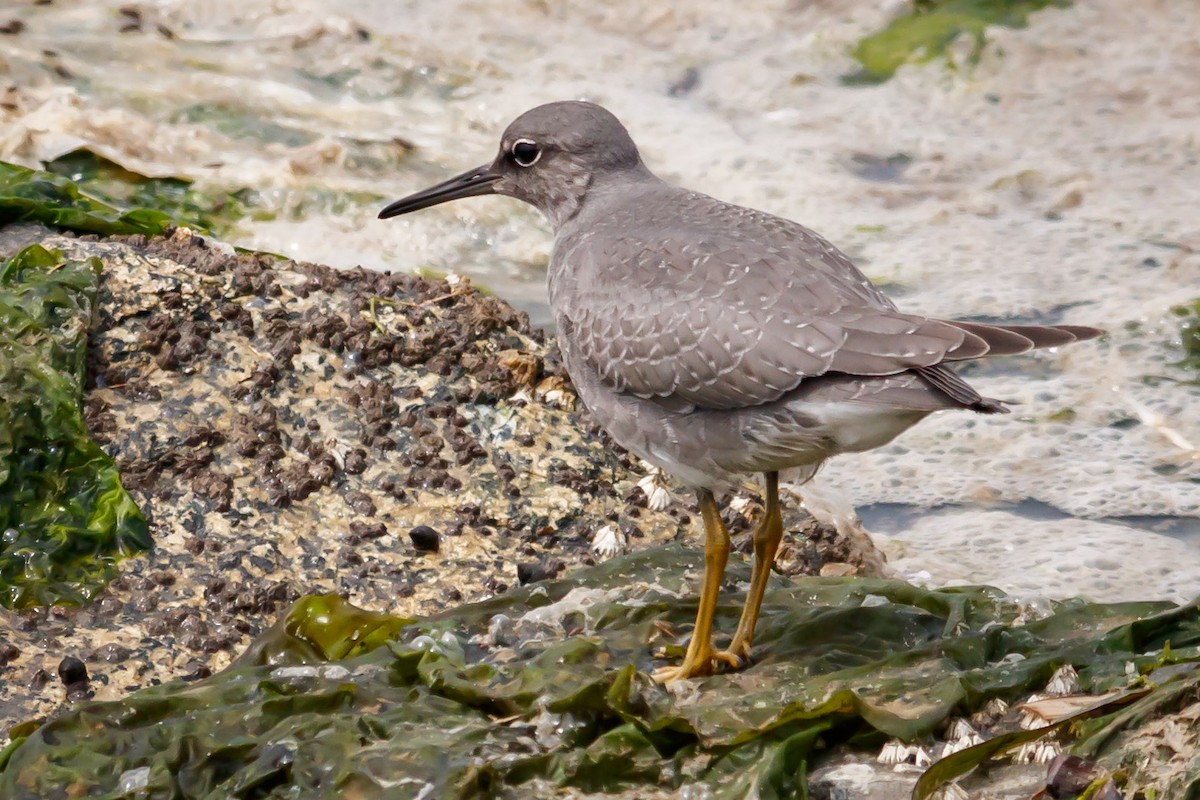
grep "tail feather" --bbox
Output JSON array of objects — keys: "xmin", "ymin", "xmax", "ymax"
[
  {"xmin": 915, "ymin": 364, "xmax": 1008, "ymax": 414},
  {"xmin": 920, "ymin": 321, "xmax": 1102, "ymax": 412},
  {"xmin": 945, "ymin": 321, "xmax": 1103, "ymax": 359}
]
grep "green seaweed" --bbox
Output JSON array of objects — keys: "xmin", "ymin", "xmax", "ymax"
[
  {"xmin": 1170, "ymin": 299, "xmax": 1200, "ymax": 383},
  {"xmin": 42, "ymin": 151, "xmax": 255, "ymax": 235},
  {"xmin": 845, "ymin": 0, "xmax": 1072, "ymax": 85},
  {"xmin": 0, "ymin": 160, "xmax": 172, "ymax": 236},
  {"xmin": 0, "ymin": 244, "xmax": 151, "ymax": 608},
  {"xmin": 2, "ymin": 546, "xmax": 1197, "ymax": 797}
]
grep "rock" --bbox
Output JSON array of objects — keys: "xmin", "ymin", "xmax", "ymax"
[{"xmin": 516, "ymin": 559, "xmax": 561, "ymax": 585}]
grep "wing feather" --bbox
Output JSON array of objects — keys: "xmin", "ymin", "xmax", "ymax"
[{"xmin": 550, "ymin": 186, "xmax": 1100, "ymax": 412}]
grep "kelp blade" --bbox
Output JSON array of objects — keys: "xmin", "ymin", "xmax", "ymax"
[{"xmin": 0, "ymin": 160, "xmax": 172, "ymax": 237}]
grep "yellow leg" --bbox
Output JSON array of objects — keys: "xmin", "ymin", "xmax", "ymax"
[
  {"xmin": 715, "ymin": 471, "xmax": 783, "ymax": 667},
  {"xmin": 652, "ymin": 489, "xmax": 731, "ymax": 684}
]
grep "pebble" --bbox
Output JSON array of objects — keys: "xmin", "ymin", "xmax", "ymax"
[
  {"xmin": 27, "ymin": 668, "xmax": 49, "ymax": 690},
  {"xmin": 409, "ymin": 525, "xmax": 440, "ymax": 553},
  {"xmin": 516, "ymin": 560, "xmax": 560, "ymax": 586},
  {"xmin": 57, "ymin": 656, "xmax": 88, "ymax": 686}
]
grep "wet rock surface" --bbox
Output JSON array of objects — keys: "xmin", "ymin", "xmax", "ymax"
[{"xmin": 0, "ymin": 226, "xmax": 872, "ymax": 742}]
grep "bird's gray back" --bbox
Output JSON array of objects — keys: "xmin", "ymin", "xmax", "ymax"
[
  {"xmin": 552, "ymin": 182, "xmax": 896, "ymax": 314},
  {"xmin": 549, "ymin": 182, "xmax": 985, "ymax": 412}
]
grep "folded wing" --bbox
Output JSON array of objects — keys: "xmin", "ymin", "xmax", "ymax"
[{"xmin": 552, "ymin": 191, "xmax": 1102, "ymax": 413}]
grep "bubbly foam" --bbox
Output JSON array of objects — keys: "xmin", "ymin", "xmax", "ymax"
[{"xmin": 875, "ymin": 508, "xmax": 1200, "ymax": 604}]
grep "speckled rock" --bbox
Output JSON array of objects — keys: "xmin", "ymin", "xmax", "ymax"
[{"xmin": 0, "ymin": 226, "xmax": 878, "ymax": 742}]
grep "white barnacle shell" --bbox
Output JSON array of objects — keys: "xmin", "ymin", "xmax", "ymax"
[
  {"xmin": 590, "ymin": 524, "xmax": 625, "ymax": 559},
  {"xmin": 636, "ymin": 464, "xmax": 673, "ymax": 511}
]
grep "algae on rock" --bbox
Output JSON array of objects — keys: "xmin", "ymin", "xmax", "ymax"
[
  {"xmin": 846, "ymin": 0, "xmax": 1072, "ymax": 85},
  {"xmin": 1170, "ymin": 299, "xmax": 1200, "ymax": 384},
  {"xmin": 0, "ymin": 244, "xmax": 150, "ymax": 608}
]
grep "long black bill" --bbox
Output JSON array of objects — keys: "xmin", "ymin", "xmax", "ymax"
[{"xmin": 377, "ymin": 163, "xmax": 501, "ymax": 219}]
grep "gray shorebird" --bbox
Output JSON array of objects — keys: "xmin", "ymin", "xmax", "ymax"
[{"xmin": 379, "ymin": 101, "xmax": 1102, "ymax": 683}]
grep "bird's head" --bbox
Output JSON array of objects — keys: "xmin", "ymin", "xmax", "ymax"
[{"xmin": 378, "ymin": 101, "xmax": 645, "ymax": 229}]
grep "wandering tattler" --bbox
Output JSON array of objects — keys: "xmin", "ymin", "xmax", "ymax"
[{"xmin": 378, "ymin": 101, "xmax": 1102, "ymax": 683}]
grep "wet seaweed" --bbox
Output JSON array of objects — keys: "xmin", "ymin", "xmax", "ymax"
[
  {"xmin": 42, "ymin": 151, "xmax": 255, "ymax": 236},
  {"xmin": 845, "ymin": 0, "xmax": 1072, "ymax": 85},
  {"xmin": 2, "ymin": 546, "xmax": 1196, "ymax": 798},
  {"xmin": 0, "ymin": 244, "xmax": 151, "ymax": 608},
  {"xmin": 1170, "ymin": 299, "xmax": 1200, "ymax": 384},
  {"xmin": 0, "ymin": 160, "xmax": 172, "ymax": 237}
]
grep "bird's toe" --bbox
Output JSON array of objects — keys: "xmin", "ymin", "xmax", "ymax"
[
  {"xmin": 712, "ymin": 648, "xmax": 751, "ymax": 671},
  {"xmin": 651, "ymin": 658, "xmax": 714, "ymax": 685}
]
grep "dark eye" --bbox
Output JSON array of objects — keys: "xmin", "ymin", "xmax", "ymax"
[{"xmin": 512, "ymin": 139, "xmax": 541, "ymax": 167}]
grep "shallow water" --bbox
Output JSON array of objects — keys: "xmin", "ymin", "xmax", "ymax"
[{"xmin": 2, "ymin": 0, "xmax": 1197, "ymax": 601}]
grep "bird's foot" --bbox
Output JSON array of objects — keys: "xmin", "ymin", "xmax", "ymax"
[
  {"xmin": 652, "ymin": 641, "xmax": 753, "ymax": 684},
  {"xmin": 651, "ymin": 658, "xmax": 714, "ymax": 685}
]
